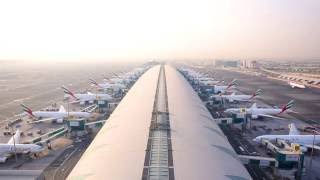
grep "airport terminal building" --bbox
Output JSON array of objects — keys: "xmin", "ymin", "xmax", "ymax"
[{"xmin": 67, "ymin": 65, "xmax": 251, "ymax": 180}]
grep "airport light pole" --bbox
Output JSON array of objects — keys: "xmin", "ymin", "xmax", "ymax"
[
  {"xmin": 67, "ymin": 101, "xmax": 69, "ymax": 117},
  {"xmin": 309, "ymin": 129, "xmax": 319, "ymax": 178}
]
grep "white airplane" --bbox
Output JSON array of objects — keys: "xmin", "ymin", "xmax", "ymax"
[
  {"xmin": 179, "ymin": 68, "xmax": 202, "ymax": 79},
  {"xmin": 213, "ymin": 79, "xmax": 237, "ymax": 94},
  {"xmin": 62, "ymin": 86, "xmax": 113, "ymax": 104},
  {"xmin": 0, "ymin": 129, "xmax": 44, "ymax": 162},
  {"xmin": 253, "ymin": 123, "xmax": 320, "ymax": 152},
  {"xmin": 106, "ymin": 71, "xmax": 141, "ymax": 85},
  {"xmin": 288, "ymin": 82, "xmax": 306, "ymax": 89},
  {"xmin": 118, "ymin": 67, "xmax": 147, "ymax": 82},
  {"xmin": 89, "ymin": 78, "xmax": 126, "ymax": 92},
  {"xmin": 21, "ymin": 104, "xmax": 91, "ymax": 123},
  {"xmin": 104, "ymin": 75, "xmax": 126, "ymax": 84},
  {"xmin": 211, "ymin": 89, "xmax": 262, "ymax": 102},
  {"xmin": 225, "ymin": 100, "xmax": 294, "ymax": 119},
  {"xmin": 198, "ymin": 77, "xmax": 221, "ymax": 86}
]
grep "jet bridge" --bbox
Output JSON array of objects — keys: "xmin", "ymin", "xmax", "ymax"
[{"xmin": 261, "ymin": 139, "xmax": 304, "ymax": 169}]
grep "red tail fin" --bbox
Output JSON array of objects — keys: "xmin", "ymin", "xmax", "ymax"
[
  {"xmin": 89, "ymin": 79, "xmax": 102, "ymax": 88},
  {"xmin": 21, "ymin": 104, "xmax": 35, "ymax": 117},
  {"xmin": 278, "ymin": 100, "xmax": 294, "ymax": 114},
  {"xmin": 61, "ymin": 86, "xmax": 77, "ymax": 99}
]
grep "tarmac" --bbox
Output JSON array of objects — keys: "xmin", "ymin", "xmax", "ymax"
[
  {"xmin": 209, "ymin": 68, "xmax": 320, "ymax": 123},
  {"xmin": 0, "ymin": 61, "xmax": 138, "ymax": 119},
  {"xmin": 0, "ymin": 61, "xmax": 139, "ymax": 179}
]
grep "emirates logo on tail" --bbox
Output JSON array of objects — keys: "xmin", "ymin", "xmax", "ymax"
[
  {"xmin": 249, "ymin": 89, "xmax": 262, "ymax": 99},
  {"xmin": 279, "ymin": 100, "xmax": 294, "ymax": 114},
  {"xmin": 20, "ymin": 104, "xmax": 35, "ymax": 117},
  {"xmin": 61, "ymin": 86, "xmax": 77, "ymax": 99},
  {"xmin": 226, "ymin": 79, "xmax": 237, "ymax": 90},
  {"xmin": 89, "ymin": 79, "xmax": 102, "ymax": 88}
]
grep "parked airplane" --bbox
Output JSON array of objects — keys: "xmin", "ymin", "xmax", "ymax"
[
  {"xmin": 21, "ymin": 104, "xmax": 91, "ymax": 123},
  {"xmin": 62, "ymin": 86, "xmax": 113, "ymax": 104},
  {"xmin": 198, "ymin": 77, "xmax": 221, "ymax": 86},
  {"xmin": 288, "ymin": 82, "xmax": 306, "ymax": 89},
  {"xmin": 213, "ymin": 79, "xmax": 237, "ymax": 93},
  {"xmin": 253, "ymin": 123, "xmax": 320, "ymax": 152},
  {"xmin": 211, "ymin": 89, "xmax": 262, "ymax": 102},
  {"xmin": 0, "ymin": 129, "xmax": 44, "ymax": 162},
  {"xmin": 225, "ymin": 100, "xmax": 294, "ymax": 119},
  {"xmin": 89, "ymin": 78, "xmax": 126, "ymax": 92}
]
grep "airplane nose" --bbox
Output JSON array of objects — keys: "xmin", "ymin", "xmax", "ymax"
[
  {"xmin": 37, "ymin": 146, "xmax": 45, "ymax": 152},
  {"xmin": 253, "ymin": 138, "xmax": 260, "ymax": 142}
]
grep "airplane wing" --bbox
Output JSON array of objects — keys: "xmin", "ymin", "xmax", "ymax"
[
  {"xmin": 85, "ymin": 120, "xmax": 107, "ymax": 126},
  {"xmin": 69, "ymin": 100, "xmax": 80, "ymax": 104},
  {"xmin": 81, "ymin": 104, "xmax": 97, "ymax": 112},
  {"xmin": 289, "ymin": 110, "xmax": 299, "ymax": 114},
  {"xmin": 258, "ymin": 114, "xmax": 287, "ymax": 120},
  {"xmin": 235, "ymin": 99, "xmax": 250, "ymax": 102},
  {"xmin": 299, "ymin": 144, "xmax": 320, "ymax": 151},
  {"xmin": 28, "ymin": 117, "xmax": 57, "ymax": 124}
]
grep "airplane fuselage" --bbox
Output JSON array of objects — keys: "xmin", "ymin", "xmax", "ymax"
[
  {"xmin": 250, "ymin": 108, "xmax": 282, "ymax": 117},
  {"xmin": 200, "ymin": 80, "xmax": 220, "ymax": 86},
  {"xmin": 254, "ymin": 135, "xmax": 320, "ymax": 145},
  {"xmin": 225, "ymin": 107, "xmax": 284, "ymax": 119},
  {"xmin": 67, "ymin": 93, "xmax": 113, "ymax": 102},
  {"xmin": 98, "ymin": 83, "xmax": 126, "ymax": 91},
  {"xmin": 0, "ymin": 144, "xmax": 43, "ymax": 162},
  {"xmin": 289, "ymin": 82, "xmax": 306, "ymax": 89},
  {"xmin": 33, "ymin": 111, "xmax": 90, "ymax": 119},
  {"xmin": 212, "ymin": 94, "xmax": 252, "ymax": 102},
  {"xmin": 214, "ymin": 85, "xmax": 230, "ymax": 93}
]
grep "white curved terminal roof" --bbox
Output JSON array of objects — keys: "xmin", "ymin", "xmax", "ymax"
[
  {"xmin": 165, "ymin": 65, "xmax": 251, "ymax": 180},
  {"xmin": 67, "ymin": 65, "xmax": 161, "ymax": 180},
  {"xmin": 67, "ymin": 64, "xmax": 251, "ymax": 180}
]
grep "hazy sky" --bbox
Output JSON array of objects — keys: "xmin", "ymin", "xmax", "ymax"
[{"xmin": 0, "ymin": 0, "xmax": 319, "ymax": 61}]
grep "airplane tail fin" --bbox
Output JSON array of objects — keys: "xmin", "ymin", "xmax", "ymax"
[
  {"xmin": 249, "ymin": 89, "xmax": 262, "ymax": 99},
  {"xmin": 89, "ymin": 78, "xmax": 98, "ymax": 86},
  {"xmin": 226, "ymin": 79, "xmax": 237, "ymax": 90},
  {"xmin": 112, "ymin": 72, "xmax": 119, "ymax": 78},
  {"xmin": 8, "ymin": 129, "xmax": 21, "ymax": 144},
  {"xmin": 279, "ymin": 100, "xmax": 294, "ymax": 114},
  {"xmin": 288, "ymin": 123, "xmax": 300, "ymax": 135},
  {"xmin": 103, "ymin": 75, "xmax": 110, "ymax": 81},
  {"xmin": 61, "ymin": 86, "xmax": 77, "ymax": 99},
  {"xmin": 250, "ymin": 103, "xmax": 257, "ymax": 109},
  {"xmin": 21, "ymin": 104, "xmax": 35, "ymax": 117},
  {"xmin": 89, "ymin": 79, "xmax": 102, "ymax": 88},
  {"xmin": 59, "ymin": 105, "xmax": 66, "ymax": 113}
]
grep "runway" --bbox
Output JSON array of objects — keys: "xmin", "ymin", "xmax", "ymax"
[{"xmin": 210, "ymin": 68, "xmax": 320, "ymax": 123}]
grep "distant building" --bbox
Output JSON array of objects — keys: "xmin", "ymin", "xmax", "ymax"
[
  {"xmin": 215, "ymin": 60, "xmax": 240, "ymax": 68},
  {"xmin": 249, "ymin": 60, "xmax": 259, "ymax": 68},
  {"xmin": 241, "ymin": 60, "xmax": 259, "ymax": 69}
]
